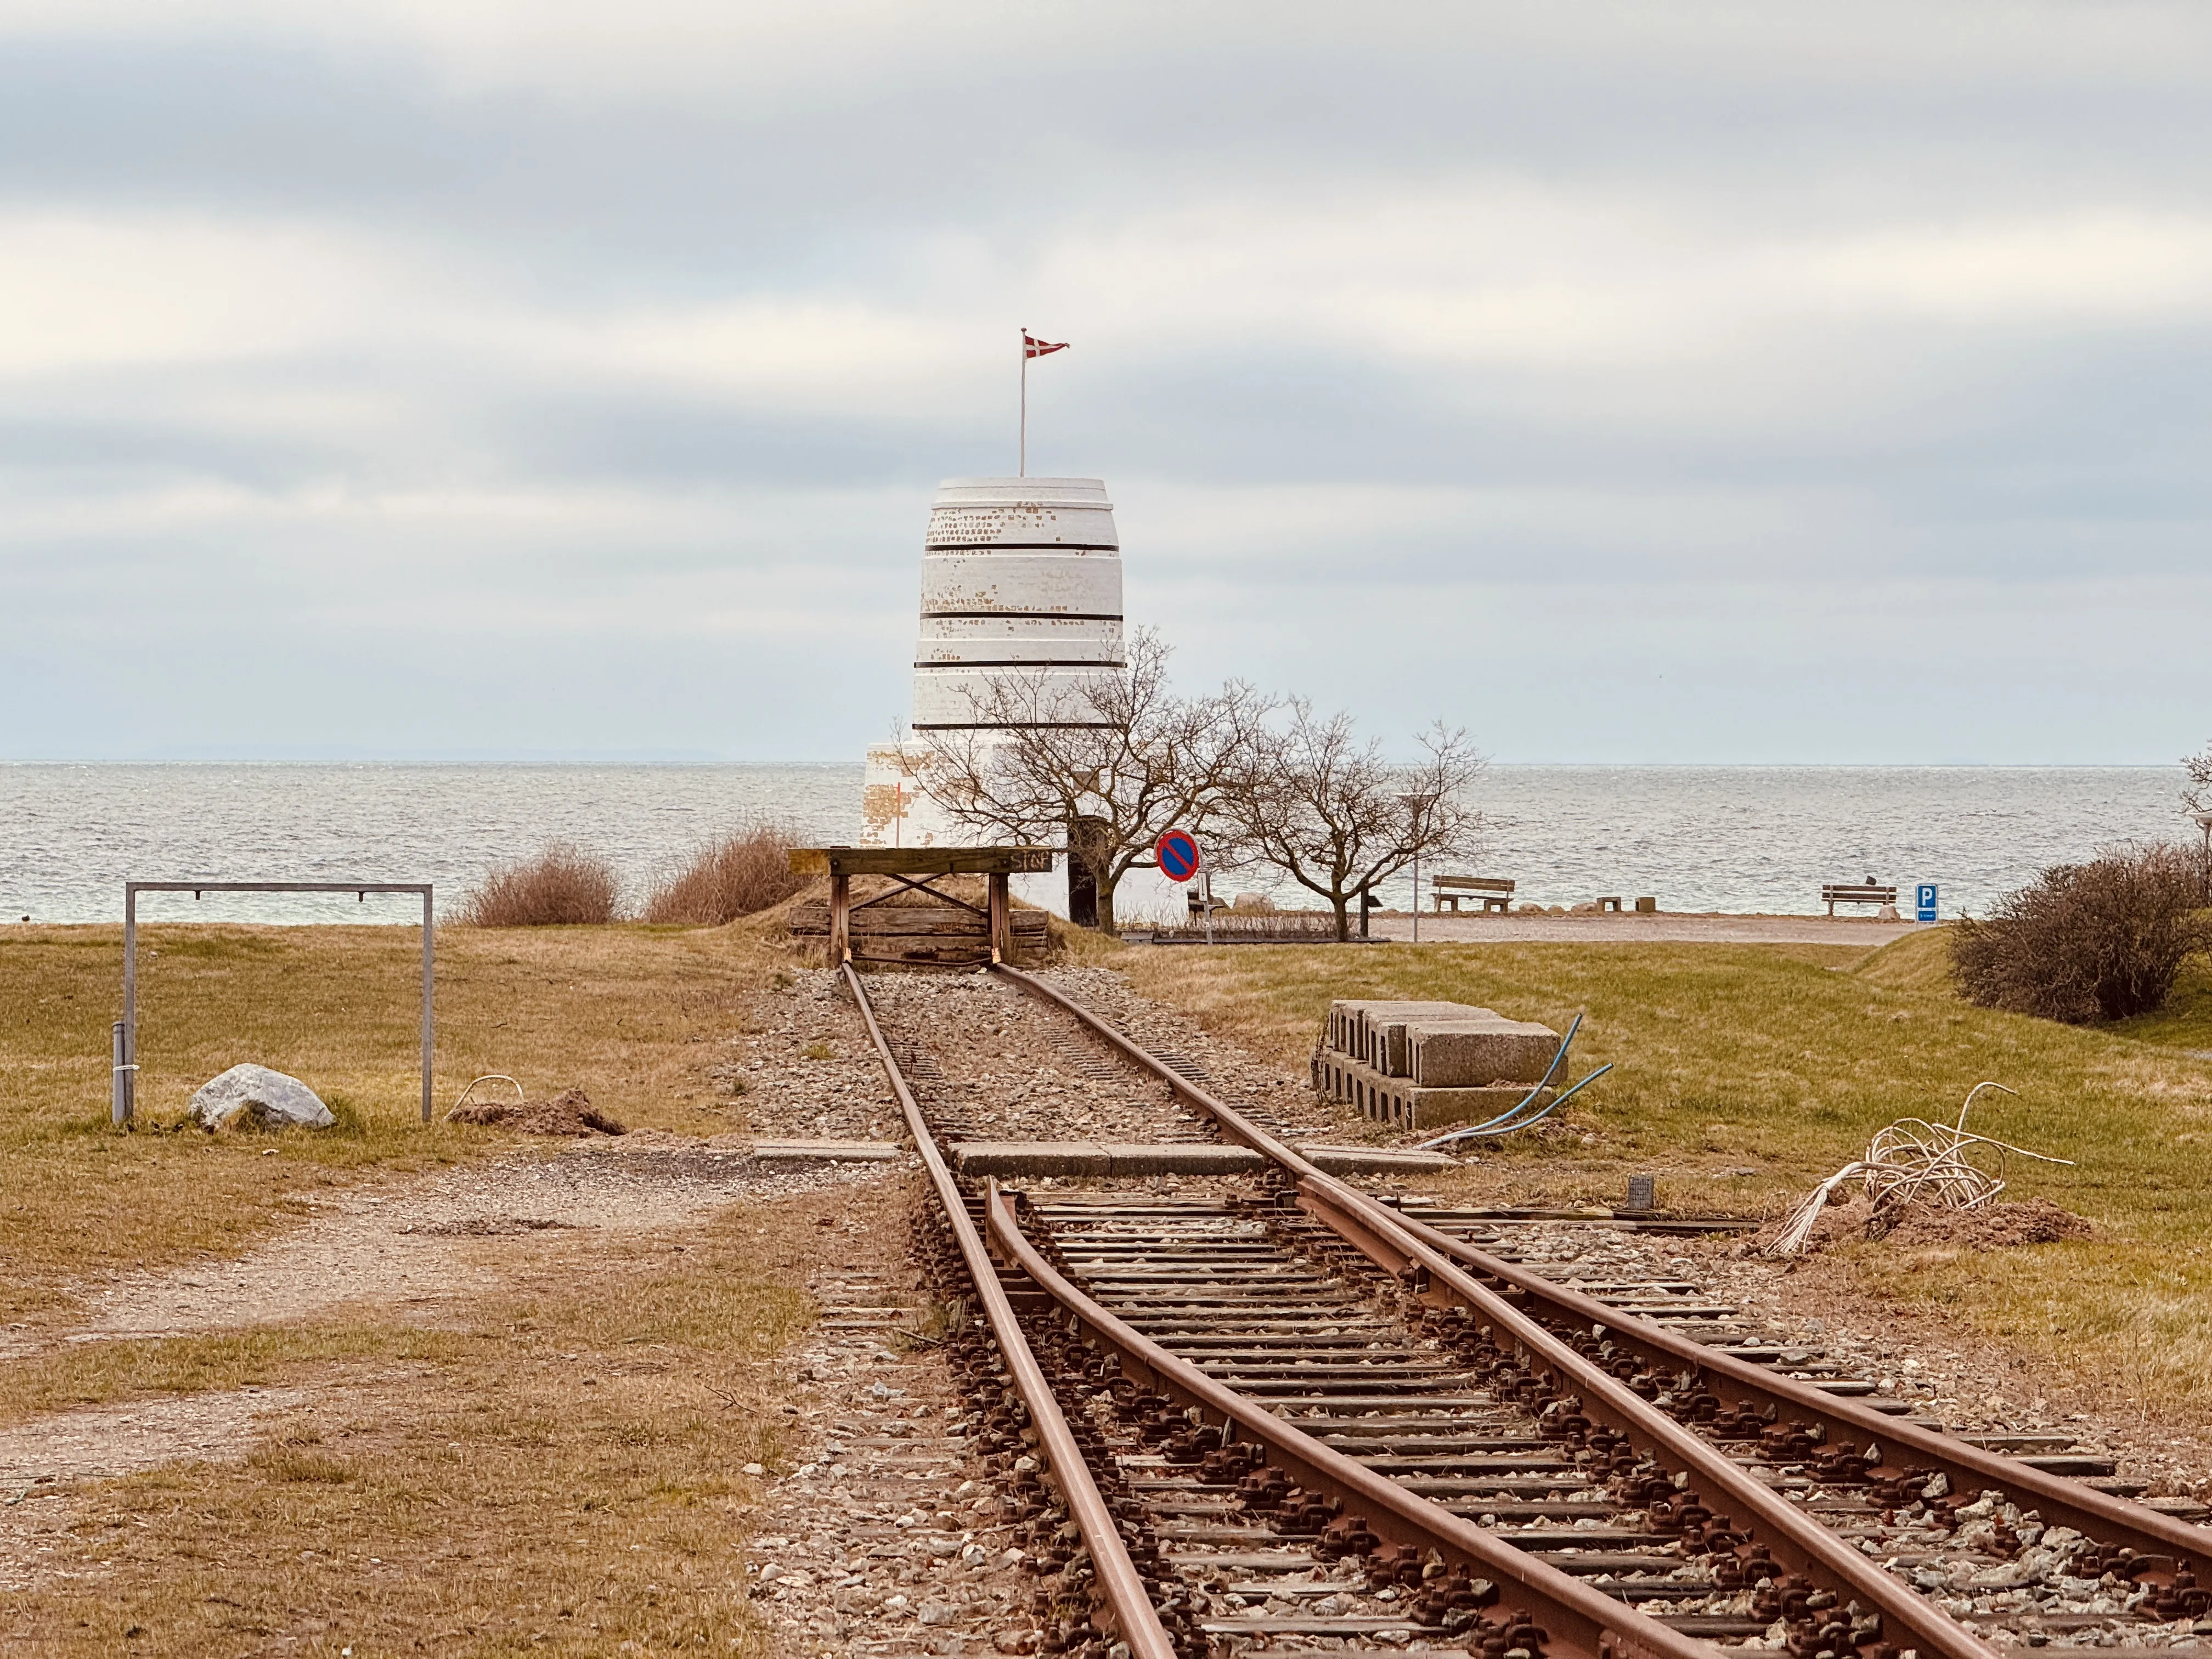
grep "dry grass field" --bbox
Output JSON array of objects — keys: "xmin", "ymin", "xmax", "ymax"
[
  {"xmin": 1112, "ymin": 929, "xmax": 2212, "ymax": 1419},
  {"xmin": 0, "ymin": 922, "xmax": 764, "ymax": 1323},
  {"xmin": 1, "ymin": 1192, "xmax": 839, "ymax": 1657},
  {"xmin": 0, "ymin": 916, "xmax": 848, "ymax": 1656}
]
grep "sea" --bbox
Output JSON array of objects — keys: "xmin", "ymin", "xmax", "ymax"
[{"xmin": 0, "ymin": 763, "xmax": 2193, "ymax": 926}]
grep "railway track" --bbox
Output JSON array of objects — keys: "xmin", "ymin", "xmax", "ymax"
[{"xmin": 841, "ymin": 960, "xmax": 2212, "ymax": 1659}]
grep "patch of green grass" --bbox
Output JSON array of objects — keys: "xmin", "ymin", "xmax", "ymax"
[
  {"xmin": 1113, "ymin": 938, "xmax": 2212, "ymax": 1417},
  {"xmin": 2112, "ymin": 953, "xmax": 2212, "ymax": 1051},
  {"xmin": 1849, "ymin": 926, "xmax": 1959, "ymax": 996}
]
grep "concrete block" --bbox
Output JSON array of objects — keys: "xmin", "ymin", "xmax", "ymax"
[
  {"xmin": 1327, "ymin": 1000, "xmax": 1429, "ymax": 1067},
  {"xmin": 1101, "ymin": 1143, "xmax": 1267, "ymax": 1176},
  {"xmin": 1317, "ymin": 1050, "xmax": 1555, "ymax": 1130},
  {"xmin": 1330, "ymin": 1000, "xmax": 1493, "ymax": 1075},
  {"xmin": 953, "ymin": 1142, "xmax": 1112, "ymax": 1177},
  {"xmin": 1406, "ymin": 1016, "xmax": 1560, "ymax": 1087}
]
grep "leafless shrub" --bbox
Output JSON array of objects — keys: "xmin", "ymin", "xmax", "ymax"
[
  {"xmin": 642, "ymin": 821, "xmax": 806, "ymax": 926},
  {"xmin": 1952, "ymin": 843, "xmax": 2212, "ymax": 1023},
  {"xmin": 460, "ymin": 842, "xmax": 622, "ymax": 927},
  {"xmin": 1221, "ymin": 700, "xmax": 1485, "ymax": 941}
]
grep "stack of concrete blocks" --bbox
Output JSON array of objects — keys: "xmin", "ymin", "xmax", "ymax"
[{"xmin": 1318, "ymin": 1000, "xmax": 1561, "ymax": 1130}]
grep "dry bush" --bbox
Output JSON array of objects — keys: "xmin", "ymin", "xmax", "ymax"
[
  {"xmin": 643, "ymin": 821, "xmax": 806, "ymax": 926},
  {"xmin": 1952, "ymin": 843, "xmax": 2212, "ymax": 1023},
  {"xmin": 459, "ymin": 842, "xmax": 622, "ymax": 927}
]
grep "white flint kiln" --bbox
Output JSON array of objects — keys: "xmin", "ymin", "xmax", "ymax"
[
  {"xmin": 911, "ymin": 476, "xmax": 1125, "ymax": 731},
  {"xmin": 864, "ymin": 477, "xmax": 1126, "ymax": 851}
]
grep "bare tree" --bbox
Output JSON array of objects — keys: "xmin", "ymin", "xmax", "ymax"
[
  {"xmin": 2186, "ymin": 740, "xmax": 2212, "ymax": 850},
  {"xmin": 1224, "ymin": 702, "xmax": 1483, "ymax": 941},
  {"xmin": 919, "ymin": 629, "xmax": 1268, "ymax": 932}
]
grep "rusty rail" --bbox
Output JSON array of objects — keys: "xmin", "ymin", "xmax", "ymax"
[
  {"xmin": 1012, "ymin": 956, "xmax": 2212, "ymax": 1575},
  {"xmin": 1389, "ymin": 1205, "xmax": 2212, "ymax": 1577},
  {"xmin": 992, "ymin": 963, "xmax": 2013, "ymax": 1659},
  {"xmin": 842, "ymin": 963, "xmax": 1177, "ymax": 1659},
  {"xmin": 983, "ymin": 1181, "xmax": 1727, "ymax": 1659}
]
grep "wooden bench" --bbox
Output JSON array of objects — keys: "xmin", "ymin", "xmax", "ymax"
[
  {"xmin": 1822, "ymin": 882, "xmax": 1897, "ymax": 917},
  {"xmin": 1432, "ymin": 875, "xmax": 1514, "ymax": 914}
]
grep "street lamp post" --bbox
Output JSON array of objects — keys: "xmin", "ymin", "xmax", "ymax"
[{"xmin": 1397, "ymin": 792, "xmax": 1435, "ymax": 946}]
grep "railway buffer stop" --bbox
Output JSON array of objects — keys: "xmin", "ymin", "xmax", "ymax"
[{"xmin": 787, "ymin": 846, "xmax": 1054, "ymax": 969}]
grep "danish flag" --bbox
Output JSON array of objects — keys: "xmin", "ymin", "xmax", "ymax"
[{"xmin": 1023, "ymin": 332, "xmax": 1069, "ymax": 359}]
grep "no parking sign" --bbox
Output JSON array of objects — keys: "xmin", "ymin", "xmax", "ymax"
[{"xmin": 1155, "ymin": 830, "xmax": 1201, "ymax": 883}]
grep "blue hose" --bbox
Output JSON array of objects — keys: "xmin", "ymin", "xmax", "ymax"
[
  {"xmin": 1431, "ymin": 1063, "xmax": 1613, "ymax": 1142},
  {"xmin": 1415, "ymin": 1012, "xmax": 1583, "ymax": 1150}
]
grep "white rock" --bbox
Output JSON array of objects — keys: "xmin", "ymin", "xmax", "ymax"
[{"xmin": 188, "ymin": 1064, "xmax": 336, "ymax": 1130}]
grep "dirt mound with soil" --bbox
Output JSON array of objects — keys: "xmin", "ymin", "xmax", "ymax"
[
  {"xmin": 1747, "ymin": 1193, "xmax": 2092, "ymax": 1256},
  {"xmin": 1872, "ymin": 1195, "xmax": 2094, "ymax": 1247},
  {"xmin": 445, "ymin": 1088, "xmax": 627, "ymax": 1137}
]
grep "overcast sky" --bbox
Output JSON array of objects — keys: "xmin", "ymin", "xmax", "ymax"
[{"xmin": 4, "ymin": 1, "xmax": 2210, "ymax": 764}]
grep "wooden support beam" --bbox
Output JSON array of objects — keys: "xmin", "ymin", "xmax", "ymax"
[
  {"xmin": 789, "ymin": 846, "xmax": 1054, "ymax": 878},
  {"xmin": 989, "ymin": 872, "xmax": 1011, "ymax": 964},
  {"xmin": 828, "ymin": 873, "xmax": 851, "ymax": 967}
]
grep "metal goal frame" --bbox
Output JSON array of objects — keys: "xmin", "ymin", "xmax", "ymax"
[{"xmin": 115, "ymin": 881, "xmax": 434, "ymax": 1126}]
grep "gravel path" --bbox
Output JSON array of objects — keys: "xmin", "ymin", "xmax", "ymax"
[
  {"xmin": 47, "ymin": 1137, "xmax": 894, "ymax": 1351},
  {"xmin": 747, "ymin": 1199, "xmax": 1041, "ymax": 1659},
  {"xmin": 1363, "ymin": 913, "xmax": 1932, "ymax": 944}
]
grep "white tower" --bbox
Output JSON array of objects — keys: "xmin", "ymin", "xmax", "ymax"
[{"xmin": 864, "ymin": 478, "xmax": 1125, "ymax": 852}]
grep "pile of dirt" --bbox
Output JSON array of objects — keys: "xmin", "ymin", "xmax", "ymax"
[
  {"xmin": 1747, "ymin": 1193, "xmax": 2093, "ymax": 1256},
  {"xmin": 1743, "ymin": 1197, "xmax": 1874, "ymax": 1257},
  {"xmin": 1871, "ymin": 1195, "xmax": 2094, "ymax": 1248},
  {"xmin": 445, "ymin": 1088, "xmax": 627, "ymax": 1137}
]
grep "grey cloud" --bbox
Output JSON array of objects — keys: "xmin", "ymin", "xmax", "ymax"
[{"xmin": 4, "ymin": 2, "xmax": 2212, "ymax": 761}]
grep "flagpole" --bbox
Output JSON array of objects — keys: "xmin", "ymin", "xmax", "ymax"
[{"xmin": 1019, "ymin": 327, "xmax": 1026, "ymax": 477}]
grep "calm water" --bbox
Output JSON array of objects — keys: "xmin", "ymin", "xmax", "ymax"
[{"xmin": 0, "ymin": 763, "xmax": 2192, "ymax": 924}]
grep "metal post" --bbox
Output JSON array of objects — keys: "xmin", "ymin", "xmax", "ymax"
[
  {"xmin": 1019, "ymin": 326, "xmax": 1027, "ymax": 477},
  {"xmin": 421, "ymin": 887, "xmax": 435, "ymax": 1124},
  {"xmin": 1397, "ymin": 791, "xmax": 1431, "ymax": 946},
  {"xmin": 111, "ymin": 1020, "xmax": 129, "ymax": 1127},
  {"xmin": 117, "ymin": 879, "xmax": 433, "ymax": 1127},
  {"xmin": 1203, "ymin": 864, "xmax": 1214, "ymax": 945},
  {"xmin": 119, "ymin": 885, "xmax": 137, "ymax": 1124}
]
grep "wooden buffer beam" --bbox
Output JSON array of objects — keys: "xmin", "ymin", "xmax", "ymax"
[{"xmin": 787, "ymin": 847, "xmax": 1056, "ymax": 969}]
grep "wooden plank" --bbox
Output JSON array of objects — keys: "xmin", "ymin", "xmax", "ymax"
[
  {"xmin": 827, "ymin": 873, "xmax": 851, "ymax": 966},
  {"xmin": 989, "ymin": 872, "xmax": 1012, "ymax": 963},
  {"xmin": 791, "ymin": 906, "xmax": 1046, "ymax": 936},
  {"xmin": 788, "ymin": 846, "xmax": 1054, "ymax": 877}
]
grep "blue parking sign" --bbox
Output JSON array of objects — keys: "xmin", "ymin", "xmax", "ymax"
[{"xmin": 1916, "ymin": 883, "xmax": 1938, "ymax": 923}]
